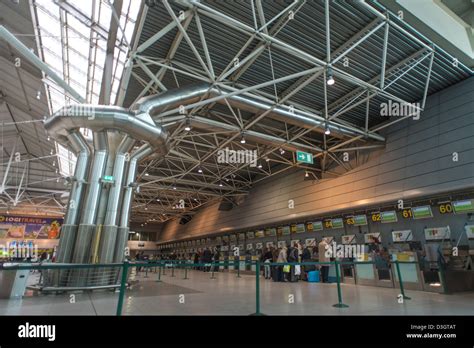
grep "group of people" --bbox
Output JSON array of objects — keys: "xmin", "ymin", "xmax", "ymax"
[
  {"xmin": 260, "ymin": 239, "xmax": 332, "ymax": 283},
  {"xmin": 192, "ymin": 248, "xmax": 220, "ymax": 272}
]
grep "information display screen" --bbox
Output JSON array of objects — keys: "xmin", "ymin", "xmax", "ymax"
[
  {"xmin": 354, "ymin": 215, "xmax": 368, "ymax": 226},
  {"xmin": 411, "ymin": 206, "xmax": 433, "ymax": 219},
  {"xmin": 296, "ymin": 223, "xmax": 305, "ymax": 233},
  {"xmin": 246, "ymin": 231, "xmax": 255, "ymax": 239},
  {"xmin": 325, "ymin": 218, "xmax": 343, "ymax": 229},
  {"xmin": 281, "ymin": 226, "xmax": 291, "ymax": 235},
  {"xmin": 453, "ymin": 200, "xmax": 474, "ymax": 214},
  {"xmin": 381, "ymin": 211, "xmax": 398, "ymax": 223},
  {"xmin": 255, "ymin": 230, "xmax": 265, "ymax": 238},
  {"xmin": 265, "ymin": 228, "xmax": 276, "ymax": 237}
]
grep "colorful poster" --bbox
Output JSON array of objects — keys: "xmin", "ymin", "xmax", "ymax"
[{"xmin": 0, "ymin": 215, "xmax": 62, "ymax": 240}]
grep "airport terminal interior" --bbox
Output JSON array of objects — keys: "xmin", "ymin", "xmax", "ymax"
[{"xmin": 0, "ymin": 0, "xmax": 473, "ymax": 317}]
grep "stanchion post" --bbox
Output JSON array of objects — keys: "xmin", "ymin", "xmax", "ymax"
[
  {"xmin": 250, "ymin": 261, "xmax": 264, "ymax": 315},
  {"xmin": 210, "ymin": 262, "xmax": 216, "ymax": 279},
  {"xmin": 332, "ymin": 260, "xmax": 349, "ymax": 308},
  {"xmin": 171, "ymin": 261, "xmax": 175, "ymax": 277},
  {"xmin": 236, "ymin": 260, "xmax": 241, "ymax": 278},
  {"xmin": 156, "ymin": 263, "xmax": 162, "ymax": 282},
  {"xmin": 183, "ymin": 262, "xmax": 188, "ymax": 280},
  {"xmin": 395, "ymin": 260, "xmax": 411, "ymax": 300},
  {"xmin": 144, "ymin": 265, "xmax": 149, "ymax": 278},
  {"xmin": 116, "ymin": 262, "xmax": 129, "ymax": 316}
]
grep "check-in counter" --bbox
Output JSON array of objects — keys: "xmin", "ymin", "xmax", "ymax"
[
  {"xmin": 239, "ymin": 256, "xmax": 246, "ymax": 272},
  {"xmin": 392, "ymin": 252, "xmax": 423, "ymax": 291},
  {"xmin": 340, "ymin": 258, "xmax": 356, "ymax": 284},
  {"xmin": 251, "ymin": 256, "xmax": 259, "ymax": 272},
  {"xmin": 355, "ymin": 262, "xmax": 377, "ymax": 286},
  {"xmin": 228, "ymin": 256, "xmax": 234, "ymax": 271}
]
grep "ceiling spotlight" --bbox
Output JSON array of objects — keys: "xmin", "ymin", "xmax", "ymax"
[
  {"xmin": 225, "ymin": 177, "xmax": 229, "ymax": 182},
  {"xmin": 258, "ymin": 163, "xmax": 262, "ymax": 169},
  {"xmin": 157, "ymin": 199, "xmax": 160, "ymax": 202},
  {"xmin": 198, "ymin": 167, "xmax": 203, "ymax": 173},
  {"xmin": 173, "ymin": 186, "xmax": 177, "ymax": 190},
  {"xmin": 240, "ymin": 135, "xmax": 246, "ymax": 144},
  {"xmin": 145, "ymin": 206, "xmax": 148, "ymax": 211},
  {"xmin": 326, "ymin": 67, "xmax": 335, "ymax": 86},
  {"xmin": 184, "ymin": 118, "xmax": 191, "ymax": 131},
  {"xmin": 219, "ymin": 183, "xmax": 223, "ymax": 187},
  {"xmin": 279, "ymin": 148, "xmax": 285, "ymax": 155},
  {"xmin": 324, "ymin": 125, "xmax": 331, "ymax": 135},
  {"xmin": 145, "ymin": 173, "xmax": 149, "ymax": 176},
  {"xmin": 305, "ymin": 171, "xmax": 309, "ymax": 178},
  {"xmin": 265, "ymin": 156, "xmax": 270, "ymax": 162}
]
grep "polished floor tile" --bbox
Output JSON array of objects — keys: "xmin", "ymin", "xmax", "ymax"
[{"xmin": 1, "ymin": 269, "xmax": 473, "ymax": 315}]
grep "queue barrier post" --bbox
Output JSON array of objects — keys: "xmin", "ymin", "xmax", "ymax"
[
  {"xmin": 332, "ymin": 260, "xmax": 349, "ymax": 308},
  {"xmin": 395, "ymin": 260, "xmax": 411, "ymax": 300},
  {"xmin": 250, "ymin": 261, "xmax": 264, "ymax": 316},
  {"xmin": 116, "ymin": 261, "xmax": 129, "ymax": 316},
  {"xmin": 144, "ymin": 266, "xmax": 149, "ymax": 278},
  {"xmin": 156, "ymin": 263, "xmax": 162, "ymax": 282},
  {"xmin": 183, "ymin": 262, "xmax": 189, "ymax": 280},
  {"xmin": 162, "ymin": 263, "xmax": 167, "ymax": 275},
  {"xmin": 171, "ymin": 262, "xmax": 175, "ymax": 277},
  {"xmin": 236, "ymin": 261, "xmax": 241, "ymax": 278},
  {"xmin": 210, "ymin": 262, "xmax": 216, "ymax": 279}
]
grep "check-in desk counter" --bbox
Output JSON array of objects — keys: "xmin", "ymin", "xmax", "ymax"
[
  {"xmin": 239, "ymin": 256, "xmax": 246, "ymax": 272},
  {"xmin": 354, "ymin": 255, "xmax": 377, "ymax": 286},
  {"xmin": 392, "ymin": 252, "xmax": 423, "ymax": 291},
  {"xmin": 228, "ymin": 256, "xmax": 234, "ymax": 271},
  {"xmin": 251, "ymin": 256, "xmax": 259, "ymax": 272},
  {"xmin": 340, "ymin": 258, "xmax": 356, "ymax": 284}
]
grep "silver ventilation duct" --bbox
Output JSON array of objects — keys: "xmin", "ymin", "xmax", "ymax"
[{"xmin": 134, "ymin": 83, "xmax": 385, "ymax": 142}]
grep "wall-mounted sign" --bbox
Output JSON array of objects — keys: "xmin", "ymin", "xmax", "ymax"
[
  {"xmin": 265, "ymin": 228, "xmax": 276, "ymax": 237},
  {"xmin": 296, "ymin": 223, "xmax": 305, "ymax": 233},
  {"xmin": 281, "ymin": 226, "xmax": 291, "ymax": 235},
  {"xmin": 216, "ymin": 237, "xmax": 222, "ymax": 244},
  {"xmin": 312, "ymin": 221, "xmax": 323, "ymax": 231},
  {"xmin": 412, "ymin": 206, "xmax": 433, "ymax": 219},
  {"xmin": 341, "ymin": 235, "xmax": 356, "ymax": 245},
  {"xmin": 266, "ymin": 241, "xmax": 274, "ymax": 248},
  {"xmin": 453, "ymin": 200, "xmax": 474, "ymax": 214},
  {"xmin": 354, "ymin": 215, "xmax": 368, "ymax": 226},
  {"xmin": 238, "ymin": 233, "xmax": 246, "ymax": 241},
  {"xmin": 438, "ymin": 202, "xmax": 453, "ymax": 214},
  {"xmin": 305, "ymin": 238, "xmax": 316, "ymax": 247},
  {"xmin": 221, "ymin": 245, "xmax": 229, "ymax": 251},
  {"xmin": 364, "ymin": 232, "xmax": 381, "ymax": 244},
  {"xmin": 246, "ymin": 243, "xmax": 253, "ymax": 250},
  {"xmin": 247, "ymin": 231, "xmax": 255, "ymax": 239},
  {"xmin": 290, "ymin": 224, "xmax": 297, "ymax": 233},
  {"xmin": 0, "ymin": 215, "xmax": 62, "ymax": 240},
  {"xmin": 277, "ymin": 240, "xmax": 286, "ymax": 248},
  {"xmin": 230, "ymin": 235, "xmax": 237, "ymax": 242},
  {"xmin": 238, "ymin": 244, "xmax": 244, "ymax": 251},
  {"xmin": 424, "ymin": 226, "xmax": 451, "ymax": 240},
  {"xmin": 392, "ymin": 230, "xmax": 413, "ymax": 242},
  {"xmin": 201, "ymin": 239, "xmax": 206, "ymax": 245},
  {"xmin": 401, "ymin": 208, "xmax": 413, "ymax": 219},
  {"xmin": 222, "ymin": 236, "xmax": 229, "ymax": 242},
  {"xmin": 255, "ymin": 243, "xmax": 263, "ymax": 249},
  {"xmin": 464, "ymin": 225, "xmax": 474, "ymax": 239},
  {"xmin": 381, "ymin": 211, "xmax": 398, "ymax": 223},
  {"xmin": 255, "ymin": 230, "xmax": 265, "ymax": 238}
]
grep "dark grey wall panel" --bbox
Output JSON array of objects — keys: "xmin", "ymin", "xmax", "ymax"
[{"xmin": 159, "ymin": 77, "xmax": 474, "ymax": 243}]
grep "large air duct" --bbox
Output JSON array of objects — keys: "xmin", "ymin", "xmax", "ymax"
[{"xmin": 134, "ymin": 83, "xmax": 385, "ymax": 142}]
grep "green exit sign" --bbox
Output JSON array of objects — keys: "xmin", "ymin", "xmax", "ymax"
[
  {"xmin": 103, "ymin": 175, "xmax": 114, "ymax": 183},
  {"xmin": 296, "ymin": 151, "xmax": 313, "ymax": 164}
]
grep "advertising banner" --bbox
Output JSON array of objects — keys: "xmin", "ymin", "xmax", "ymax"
[{"xmin": 0, "ymin": 215, "xmax": 62, "ymax": 240}]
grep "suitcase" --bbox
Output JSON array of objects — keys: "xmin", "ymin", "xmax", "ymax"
[{"xmin": 308, "ymin": 270, "xmax": 320, "ymax": 282}]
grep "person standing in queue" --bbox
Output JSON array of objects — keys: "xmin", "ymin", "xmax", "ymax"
[
  {"xmin": 277, "ymin": 246, "xmax": 287, "ymax": 282},
  {"xmin": 263, "ymin": 247, "xmax": 273, "ymax": 279},
  {"xmin": 318, "ymin": 239, "xmax": 330, "ymax": 283}
]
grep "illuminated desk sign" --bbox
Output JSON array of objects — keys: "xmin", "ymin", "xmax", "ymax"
[
  {"xmin": 341, "ymin": 234, "xmax": 356, "ymax": 245},
  {"xmin": 305, "ymin": 238, "xmax": 316, "ymax": 247},
  {"xmin": 246, "ymin": 243, "xmax": 253, "ymax": 250},
  {"xmin": 327, "ymin": 218, "xmax": 344, "ymax": 229},
  {"xmin": 424, "ymin": 226, "xmax": 451, "ymax": 240},
  {"xmin": 392, "ymin": 230, "xmax": 413, "ymax": 242},
  {"xmin": 238, "ymin": 233, "xmax": 246, "ymax": 241},
  {"xmin": 464, "ymin": 225, "xmax": 474, "ymax": 239},
  {"xmin": 381, "ymin": 211, "xmax": 398, "ymax": 223},
  {"xmin": 412, "ymin": 206, "xmax": 433, "ymax": 219},
  {"xmin": 453, "ymin": 200, "xmax": 474, "ymax": 214}
]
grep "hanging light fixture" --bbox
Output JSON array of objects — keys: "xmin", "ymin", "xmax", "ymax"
[
  {"xmin": 184, "ymin": 118, "xmax": 191, "ymax": 131},
  {"xmin": 326, "ymin": 67, "xmax": 335, "ymax": 86}
]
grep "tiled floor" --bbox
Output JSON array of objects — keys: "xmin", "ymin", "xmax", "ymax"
[{"xmin": 1, "ymin": 269, "xmax": 473, "ymax": 315}]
